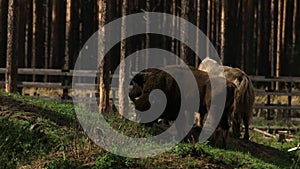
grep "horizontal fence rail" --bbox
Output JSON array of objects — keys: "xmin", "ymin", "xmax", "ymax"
[{"xmin": 1, "ymin": 68, "xmax": 300, "ymax": 116}]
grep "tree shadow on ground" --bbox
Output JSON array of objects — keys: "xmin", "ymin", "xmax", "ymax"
[
  {"xmin": 0, "ymin": 92, "xmax": 76, "ymax": 128},
  {"xmin": 226, "ymin": 136, "xmax": 298, "ymax": 168}
]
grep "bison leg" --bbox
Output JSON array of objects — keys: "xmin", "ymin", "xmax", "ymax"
[
  {"xmin": 232, "ymin": 111, "xmax": 241, "ymax": 138},
  {"xmin": 195, "ymin": 112, "xmax": 201, "ymax": 127},
  {"xmin": 222, "ymin": 129, "xmax": 229, "ymax": 149},
  {"xmin": 232, "ymin": 119, "xmax": 241, "ymax": 138},
  {"xmin": 209, "ymin": 130, "xmax": 217, "ymax": 147},
  {"xmin": 243, "ymin": 115, "xmax": 250, "ymax": 140}
]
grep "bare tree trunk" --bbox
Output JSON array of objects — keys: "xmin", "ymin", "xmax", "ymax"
[
  {"xmin": 254, "ymin": 1, "xmax": 262, "ymax": 75},
  {"xmin": 162, "ymin": 0, "xmax": 168, "ymax": 65},
  {"xmin": 219, "ymin": 0, "xmax": 225, "ymax": 62},
  {"xmin": 224, "ymin": 0, "xmax": 242, "ymax": 67},
  {"xmin": 145, "ymin": 0, "xmax": 150, "ymax": 67},
  {"xmin": 275, "ymin": 0, "xmax": 282, "ymax": 89},
  {"xmin": 0, "ymin": 0, "xmax": 8, "ymax": 68},
  {"xmin": 17, "ymin": 0, "xmax": 25, "ymax": 68},
  {"xmin": 98, "ymin": 0, "xmax": 110, "ymax": 114},
  {"xmin": 6, "ymin": 0, "xmax": 19, "ymax": 93},
  {"xmin": 44, "ymin": 0, "xmax": 51, "ymax": 74},
  {"xmin": 240, "ymin": 1, "xmax": 245, "ymax": 69},
  {"xmin": 65, "ymin": 0, "xmax": 71, "ymax": 70},
  {"xmin": 293, "ymin": 0, "xmax": 300, "ymax": 75},
  {"xmin": 244, "ymin": 0, "xmax": 254, "ymax": 74},
  {"xmin": 118, "ymin": 0, "xmax": 129, "ymax": 118},
  {"xmin": 210, "ymin": 0, "xmax": 214, "ymax": 45},
  {"xmin": 291, "ymin": 0, "xmax": 297, "ymax": 67},
  {"xmin": 206, "ymin": 0, "xmax": 211, "ymax": 56},
  {"xmin": 34, "ymin": 0, "xmax": 45, "ymax": 70},
  {"xmin": 282, "ymin": 0, "xmax": 293, "ymax": 76},
  {"xmin": 180, "ymin": 0, "xmax": 189, "ymax": 64},
  {"xmin": 200, "ymin": 0, "xmax": 208, "ymax": 62},
  {"xmin": 51, "ymin": 0, "xmax": 66, "ymax": 69},
  {"xmin": 32, "ymin": 0, "xmax": 36, "ymax": 81},
  {"xmin": 270, "ymin": 0, "xmax": 276, "ymax": 78},
  {"xmin": 195, "ymin": 0, "xmax": 201, "ymax": 67},
  {"xmin": 276, "ymin": 0, "xmax": 283, "ymax": 78},
  {"xmin": 171, "ymin": 0, "xmax": 176, "ymax": 57},
  {"xmin": 25, "ymin": 0, "xmax": 33, "ymax": 68},
  {"xmin": 69, "ymin": 0, "xmax": 80, "ymax": 69},
  {"xmin": 259, "ymin": 0, "xmax": 271, "ymax": 76}
]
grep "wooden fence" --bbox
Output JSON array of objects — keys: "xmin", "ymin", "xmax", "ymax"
[
  {"xmin": 249, "ymin": 75, "xmax": 300, "ymax": 119},
  {"xmin": 1, "ymin": 68, "xmax": 300, "ymax": 118}
]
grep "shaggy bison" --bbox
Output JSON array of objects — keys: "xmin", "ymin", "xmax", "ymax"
[
  {"xmin": 199, "ymin": 57, "xmax": 255, "ymax": 140},
  {"xmin": 131, "ymin": 66, "xmax": 236, "ymax": 148}
]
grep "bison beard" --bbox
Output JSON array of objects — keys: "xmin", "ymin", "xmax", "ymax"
[{"xmin": 132, "ymin": 66, "xmax": 236, "ymax": 148}]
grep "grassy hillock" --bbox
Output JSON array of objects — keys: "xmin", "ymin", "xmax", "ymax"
[{"xmin": 0, "ymin": 90, "xmax": 299, "ymax": 169}]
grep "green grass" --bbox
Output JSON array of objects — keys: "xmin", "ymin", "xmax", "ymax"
[{"xmin": 0, "ymin": 90, "xmax": 299, "ymax": 168}]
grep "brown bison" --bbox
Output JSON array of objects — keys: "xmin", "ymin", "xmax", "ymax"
[
  {"xmin": 131, "ymin": 66, "xmax": 236, "ymax": 148},
  {"xmin": 199, "ymin": 57, "xmax": 255, "ymax": 140}
]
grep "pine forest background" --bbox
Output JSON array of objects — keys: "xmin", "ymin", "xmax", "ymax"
[{"xmin": 1, "ymin": 0, "xmax": 300, "ymax": 81}]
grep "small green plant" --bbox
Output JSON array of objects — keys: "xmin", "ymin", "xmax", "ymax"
[
  {"xmin": 172, "ymin": 143, "xmax": 203, "ymax": 158},
  {"xmin": 93, "ymin": 153, "xmax": 139, "ymax": 169},
  {"xmin": 43, "ymin": 157, "xmax": 81, "ymax": 169}
]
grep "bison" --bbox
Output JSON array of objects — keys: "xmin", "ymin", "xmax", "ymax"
[
  {"xmin": 131, "ymin": 66, "xmax": 236, "ymax": 148},
  {"xmin": 199, "ymin": 57, "xmax": 255, "ymax": 140}
]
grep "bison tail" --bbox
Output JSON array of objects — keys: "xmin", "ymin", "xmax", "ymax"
[{"xmin": 236, "ymin": 73, "xmax": 255, "ymax": 120}]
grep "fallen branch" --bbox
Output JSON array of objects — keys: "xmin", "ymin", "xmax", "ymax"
[
  {"xmin": 287, "ymin": 143, "xmax": 300, "ymax": 152},
  {"xmin": 252, "ymin": 128, "xmax": 277, "ymax": 139}
]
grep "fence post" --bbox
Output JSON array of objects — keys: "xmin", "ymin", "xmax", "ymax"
[
  {"xmin": 287, "ymin": 81, "xmax": 292, "ymax": 118},
  {"xmin": 61, "ymin": 69, "xmax": 70, "ymax": 101}
]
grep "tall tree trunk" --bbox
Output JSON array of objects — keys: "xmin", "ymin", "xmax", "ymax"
[
  {"xmin": 6, "ymin": 0, "xmax": 19, "ymax": 92},
  {"xmin": 98, "ymin": 0, "xmax": 110, "ymax": 114},
  {"xmin": 81, "ymin": 0, "xmax": 95, "ymax": 46},
  {"xmin": 118, "ymin": 0, "xmax": 129, "ymax": 118},
  {"xmin": 270, "ymin": 0, "xmax": 277, "ymax": 78},
  {"xmin": 282, "ymin": 0, "xmax": 293, "ymax": 76},
  {"xmin": 236, "ymin": 0, "xmax": 243, "ymax": 66},
  {"xmin": 254, "ymin": 0, "xmax": 260, "ymax": 75},
  {"xmin": 64, "ymin": 0, "xmax": 71, "ymax": 70},
  {"xmin": 206, "ymin": 0, "xmax": 211, "ymax": 57},
  {"xmin": 258, "ymin": 0, "xmax": 271, "ymax": 76},
  {"xmin": 275, "ymin": 0, "xmax": 283, "ymax": 79},
  {"xmin": 17, "ymin": 0, "xmax": 25, "ymax": 68},
  {"xmin": 294, "ymin": 0, "xmax": 300, "ymax": 75},
  {"xmin": 162, "ymin": 0, "xmax": 168, "ymax": 65},
  {"xmin": 243, "ymin": 0, "xmax": 254, "ymax": 74},
  {"xmin": 224, "ymin": 0, "xmax": 239, "ymax": 67},
  {"xmin": 180, "ymin": 0, "xmax": 189, "ymax": 64},
  {"xmin": 69, "ymin": 0, "xmax": 80, "ymax": 69},
  {"xmin": 25, "ymin": 0, "xmax": 33, "ymax": 68},
  {"xmin": 170, "ymin": 0, "xmax": 176, "ymax": 57},
  {"xmin": 51, "ymin": 0, "xmax": 66, "ymax": 69},
  {"xmin": 44, "ymin": 0, "xmax": 51, "ymax": 72},
  {"xmin": 145, "ymin": 0, "xmax": 150, "ymax": 67},
  {"xmin": 200, "ymin": 0, "xmax": 207, "ymax": 62},
  {"xmin": 195, "ymin": 0, "xmax": 201, "ymax": 67},
  {"xmin": 291, "ymin": 0, "xmax": 297, "ymax": 75},
  {"xmin": 211, "ymin": 0, "xmax": 216, "ymax": 47},
  {"xmin": 0, "ymin": 0, "xmax": 8, "ymax": 68},
  {"xmin": 34, "ymin": 0, "xmax": 45, "ymax": 70},
  {"xmin": 219, "ymin": 0, "xmax": 225, "ymax": 62}
]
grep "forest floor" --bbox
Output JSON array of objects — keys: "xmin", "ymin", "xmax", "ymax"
[{"xmin": 0, "ymin": 90, "xmax": 299, "ymax": 169}]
